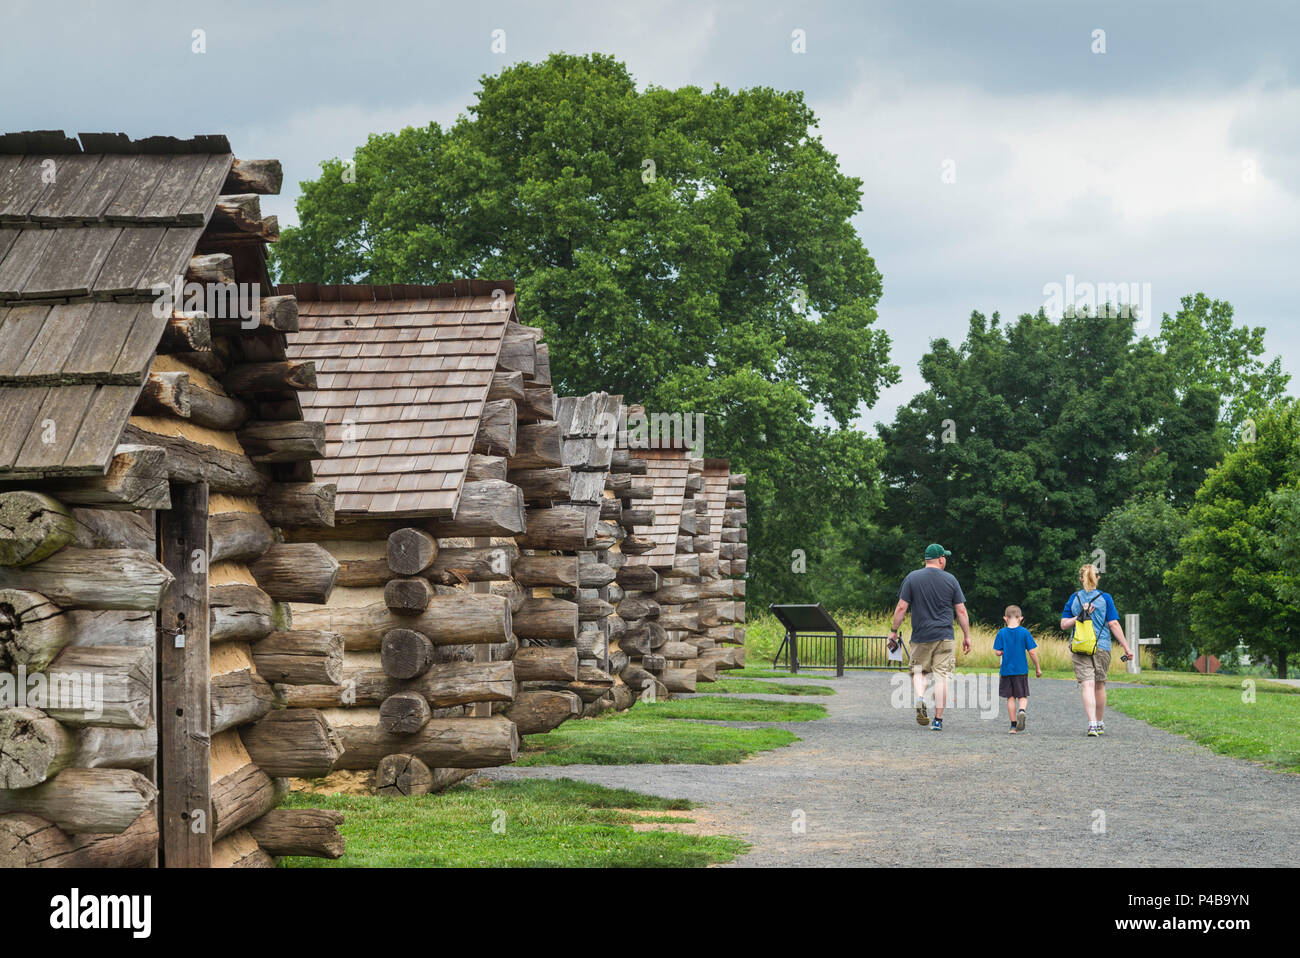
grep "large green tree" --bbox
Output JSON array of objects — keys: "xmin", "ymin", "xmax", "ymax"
[
  {"xmin": 273, "ymin": 53, "xmax": 898, "ymax": 605},
  {"xmin": 1090, "ymin": 494, "xmax": 1195, "ymax": 663},
  {"xmin": 1157, "ymin": 292, "xmax": 1290, "ymax": 441},
  {"xmin": 874, "ymin": 293, "xmax": 1290, "ymax": 627},
  {"xmin": 1167, "ymin": 401, "xmax": 1300, "ymax": 678},
  {"xmin": 1076, "ymin": 294, "xmax": 1290, "ymax": 656},
  {"xmin": 873, "ymin": 307, "xmax": 1223, "ymax": 624}
]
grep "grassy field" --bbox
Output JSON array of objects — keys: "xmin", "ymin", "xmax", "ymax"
[
  {"xmin": 516, "ymin": 694, "xmax": 824, "ymax": 766},
  {"xmin": 703, "ymin": 676, "xmax": 835, "ymax": 695},
  {"xmin": 1109, "ymin": 684, "xmax": 1300, "ymax": 773},
  {"xmin": 745, "ymin": 610, "xmax": 1153, "ymax": 677},
  {"xmin": 280, "ymin": 777, "xmax": 749, "ymax": 867},
  {"xmin": 1111, "ymin": 671, "xmax": 1298, "ymax": 693}
]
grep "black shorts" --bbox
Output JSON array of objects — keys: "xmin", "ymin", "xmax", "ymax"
[{"xmin": 999, "ymin": 674, "xmax": 1030, "ymax": 699}]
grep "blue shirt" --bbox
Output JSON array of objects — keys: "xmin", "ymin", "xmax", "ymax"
[
  {"xmin": 1062, "ymin": 590, "xmax": 1119, "ymax": 652},
  {"xmin": 993, "ymin": 626, "xmax": 1037, "ymax": 675}
]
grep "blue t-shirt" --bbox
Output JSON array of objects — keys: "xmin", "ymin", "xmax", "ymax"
[
  {"xmin": 993, "ymin": 626, "xmax": 1037, "ymax": 675},
  {"xmin": 1062, "ymin": 590, "xmax": 1119, "ymax": 651}
]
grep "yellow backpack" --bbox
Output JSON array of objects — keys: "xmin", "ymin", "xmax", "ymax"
[{"xmin": 1070, "ymin": 590, "xmax": 1103, "ymax": 655}]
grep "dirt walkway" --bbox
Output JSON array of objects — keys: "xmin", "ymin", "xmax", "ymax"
[{"xmin": 484, "ymin": 672, "xmax": 1300, "ymax": 866}]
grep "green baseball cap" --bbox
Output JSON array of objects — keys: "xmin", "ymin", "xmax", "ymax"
[{"xmin": 924, "ymin": 543, "xmax": 952, "ymax": 560}]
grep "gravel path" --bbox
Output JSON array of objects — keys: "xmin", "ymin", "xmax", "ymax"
[{"xmin": 484, "ymin": 672, "xmax": 1300, "ymax": 866}]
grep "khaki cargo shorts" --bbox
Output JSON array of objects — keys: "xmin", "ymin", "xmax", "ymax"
[
  {"xmin": 1072, "ymin": 648, "xmax": 1111, "ymax": 684},
  {"xmin": 910, "ymin": 639, "xmax": 955, "ymax": 678}
]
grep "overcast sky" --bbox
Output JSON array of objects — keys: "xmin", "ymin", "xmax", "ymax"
[{"xmin": 4, "ymin": 0, "xmax": 1296, "ymax": 431}]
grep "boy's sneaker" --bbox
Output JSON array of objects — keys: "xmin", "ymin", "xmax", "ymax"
[
  {"xmin": 916, "ymin": 699, "xmax": 929, "ymax": 726},
  {"xmin": 1097, "ymin": 721, "xmax": 1105, "ymax": 736},
  {"xmin": 931, "ymin": 717, "xmax": 943, "ymax": 731},
  {"xmin": 1008, "ymin": 723, "xmax": 1017, "ymax": 734},
  {"xmin": 1016, "ymin": 709, "xmax": 1026, "ymax": 732},
  {"xmin": 1087, "ymin": 724, "xmax": 1100, "ymax": 737}
]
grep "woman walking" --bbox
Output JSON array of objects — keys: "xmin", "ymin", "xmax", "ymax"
[{"xmin": 1060, "ymin": 564, "xmax": 1134, "ymax": 737}]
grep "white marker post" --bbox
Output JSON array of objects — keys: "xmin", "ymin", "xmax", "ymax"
[{"xmin": 1125, "ymin": 614, "xmax": 1141, "ymax": 674}]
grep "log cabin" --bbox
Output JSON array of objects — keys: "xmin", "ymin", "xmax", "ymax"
[
  {"xmin": 275, "ymin": 284, "xmax": 709, "ymax": 794},
  {"xmin": 276, "ymin": 282, "xmax": 552, "ymax": 794},
  {"xmin": 623, "ymin": 443, "xmax": 746, "ymax": 683},
  {"xmin": 522, "ymin": 391, "xmax": 641, "ymax": 716},
  {"xmin": 0, "ymin": 131, "xmax": 345, "ymax": 867},
  {"xmin": 698, "ymin": 458, "xmax": 746, "ymax": 668}
]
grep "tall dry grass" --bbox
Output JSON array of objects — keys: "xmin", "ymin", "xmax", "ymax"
[{"xmin": 745, "ymin": 610, "xmax": 1153, "ymax": 675}]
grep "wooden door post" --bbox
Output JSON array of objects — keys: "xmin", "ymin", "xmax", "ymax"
[{"xmin": 158, "ymin": 482, "xmax": 212, "ymax": 867}]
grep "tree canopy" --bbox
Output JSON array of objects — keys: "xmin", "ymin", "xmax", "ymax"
[
  {"xmin": 1091, "ymin": 493, "xmax": 1194, "ymax": 660},
  {"xmin": 871, "ymin": 297, "xmax": 1286, "ymax": 626},
  {"xmin": 273, "ymin": 53, "xmax": 899, "ymax": 605},
  {"xmin": 1167, "ymin": 401, "xmax": 1300, "ymax": 677}
]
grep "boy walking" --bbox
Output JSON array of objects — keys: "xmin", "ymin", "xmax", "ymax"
[{"xmin": 993, "ymin": 606, "xmax": 1041, "ymax": 733}]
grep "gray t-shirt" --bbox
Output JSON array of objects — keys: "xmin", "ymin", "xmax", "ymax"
[{"xmin": 898, "ymin": 566, "xmax": 966, "ymax": 643}]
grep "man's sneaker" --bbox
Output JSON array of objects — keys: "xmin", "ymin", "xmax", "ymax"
[
  {"xmin": 1087, "ymin": 724, "xmax": 1100, "ymax": 737},
  {"xmin": 916, "ymin": 700, "xmax": 929, "ymax": 726},
  {"xmin": 931, "ymin": 718, "xmax": 943, "ymax": 731},
  {"xmin": 1016, "ymin": 709, "xmax": 1027, "ymax": 732}
]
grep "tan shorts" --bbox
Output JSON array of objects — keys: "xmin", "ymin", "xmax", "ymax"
[
  {"xmin": 910, "ymin": 639, "xmax": 955, "ymax": 678},
  {"xmin": 1072, "ymin": 648, "xmax": 1111, "ymax": 684}
]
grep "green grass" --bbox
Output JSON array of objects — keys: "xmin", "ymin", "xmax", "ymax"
[
  {"xmin": 1115, "ymin": 671, "xmax": 1299, "ymax": 693},
  {"xmin": 642, "ymin": 696, "xmax": 828, "ymax": 722},
  {"xmin": 514, "ymin": 697, "xmax": 815, "ymax": 766},
  {"xmin": 1109, "ymin": 685, "xmax": 1300, "ymax": 773},
  {"xmin": 706, "ymin": 676, "xmax": 835, "ymax": 696},
  {"xmin": 279, "ymin": 778, "xmax": 749, "ymax": 867}
]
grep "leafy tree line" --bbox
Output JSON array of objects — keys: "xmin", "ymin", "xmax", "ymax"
[
  {"xmin": 272, "ymin": 53, "xmax": 898, "ymax": 608},
  {"xmin": 863, "ymin": 293, "xmax": 1294, "ymax": 674},
  {"xmin": 1167, "ymin": 401, "xmax": 1300, "ymax": 677}
]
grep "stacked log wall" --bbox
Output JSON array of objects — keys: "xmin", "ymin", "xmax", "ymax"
[
  {"xmin": 0, "ymin": 496, "xmax": 165, "ymax": 865},
  {"xmin": 281, "ymin": 315, "xmax": 566, "ymax": 793},
  {"xmin": 0, "ymin": 149, "xmax": 344, "ymax": 866},
  {"xmin": 515, "ymin": 393, "xmax": 651, "ymax": 720},
  {"xmin": 690, "ymin": 460, "xmax": 747, "ymax": 674},
  {"xmin": 623, "ymin": 441, "xmax": 731, "ymax": 686}
]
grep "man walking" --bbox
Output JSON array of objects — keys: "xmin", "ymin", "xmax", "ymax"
[{"xmin": 888, "ymin": 543, "xmax": 972, "ymax": 731}]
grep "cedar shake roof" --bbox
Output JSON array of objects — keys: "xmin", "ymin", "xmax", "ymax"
[
  {"xmin": 280, "ymin": 281, "xmax": 516, "ymax": 518},
  {"xmin": 627, "ymin": 446, "xmax": 691, "ymax": 566},
  {"xmin": 701, "ymin": 457, "xmax": 730, "ymax": 556},
  {"xmin": 0, "ymin": 132, "xmax": 234, "ymax": 477}
]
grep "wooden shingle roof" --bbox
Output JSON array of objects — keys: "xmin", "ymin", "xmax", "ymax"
[
  {"xmin": 0, "ymin": 132, "xmax": 234, "ymax": 477},
  {"xmin": 701, "ymin": 458, "xmax": 730, "ymax": 556},
  {"xmin": 281, "ymin": 282, "xmax": 516, "ymax": 518},
  {"xmin": 627, "ymin": 447, "xmax": 691, "ymax": 566}
]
